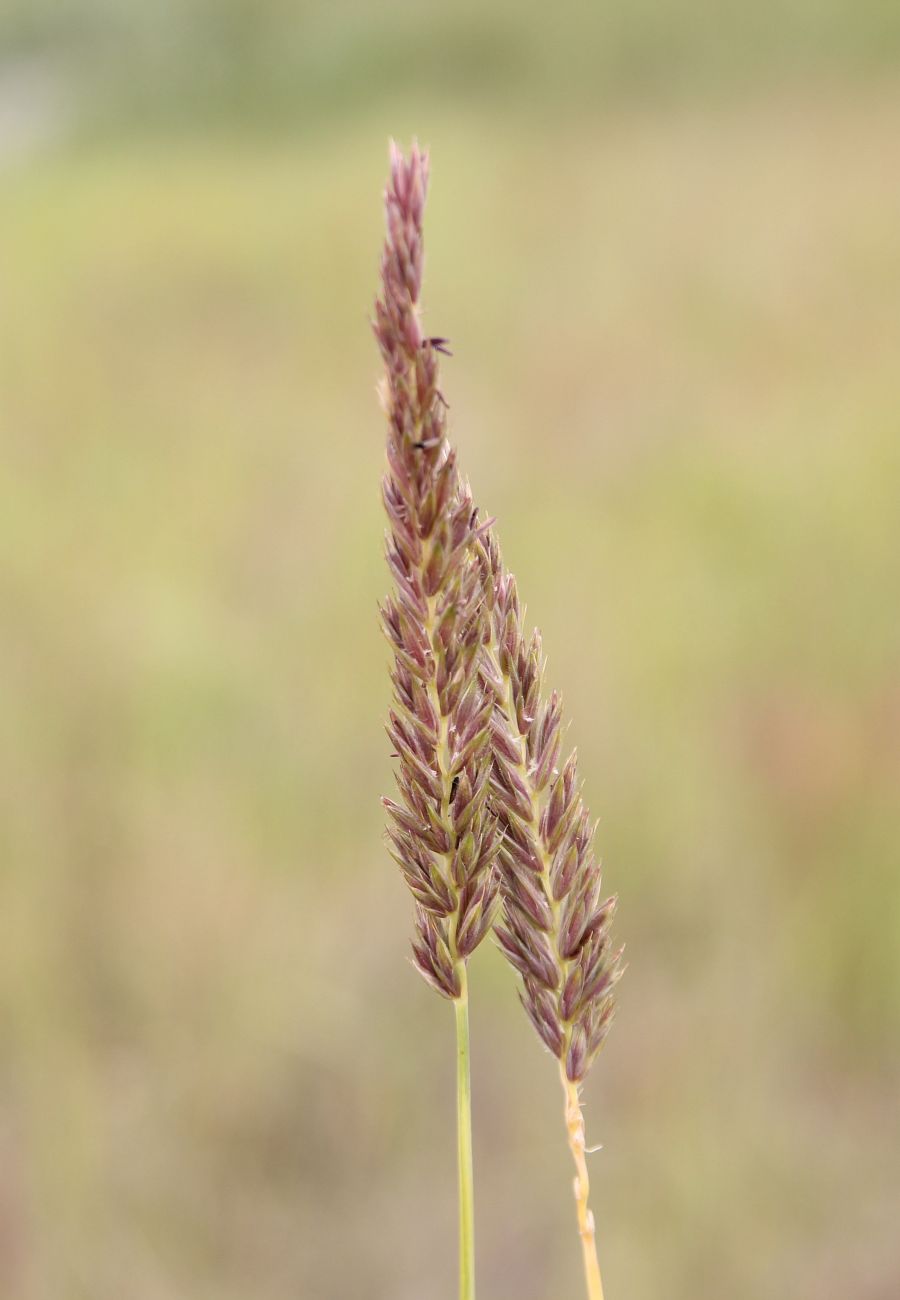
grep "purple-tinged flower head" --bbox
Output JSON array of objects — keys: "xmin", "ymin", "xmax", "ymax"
[
  {"xmin": 376, "ymin": 142, "xmax": 499, "ymax": 999},
  {"xmin": 478, "ymin": 533, "xmax": 624, "ymax": 1080}
]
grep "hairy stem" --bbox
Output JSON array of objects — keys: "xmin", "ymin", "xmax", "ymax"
[
  {"xmin": 455, "ymin": 966, "xmax": 476, "ymax": 1300},
  {"xmin": 560, "ymin": 1064, "xmax": 604, "ymax": 1300}
]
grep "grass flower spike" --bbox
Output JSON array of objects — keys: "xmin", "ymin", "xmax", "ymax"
[
  {"xmin": 375, "ymin": 141, "xmax": 499, "ymax": 1300},
  {"xmin": 479, "ymin": 532, "xmax": 624, "ymax": 1300},
  {"xmin": 375, "ymin": 141, "xmax": 623, "ymax": 1300}
]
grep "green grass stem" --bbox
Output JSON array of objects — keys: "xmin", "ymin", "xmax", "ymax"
[{"xmin": 455, "ymin": 968, "xmax": 476, "ymax": 1300}]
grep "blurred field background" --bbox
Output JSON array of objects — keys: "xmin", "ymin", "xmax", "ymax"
[{"xmin": 1, "ymin": 3, "xmax": 899, "ymax": 1298}]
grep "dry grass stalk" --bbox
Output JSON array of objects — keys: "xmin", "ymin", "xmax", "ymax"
[{"xmin": 477, "ymin": 532, "xmax": 624, "ymax": 1299}]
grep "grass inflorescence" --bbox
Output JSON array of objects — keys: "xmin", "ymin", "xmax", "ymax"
[{"xmin": 376, "ymin": 141, "xmax": 622, "ymax": 1300}]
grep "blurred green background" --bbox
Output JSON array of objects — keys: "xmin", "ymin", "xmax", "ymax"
[{"xmin": 1, "ymin": 3, "xmax": 899, "ymax": 1297}]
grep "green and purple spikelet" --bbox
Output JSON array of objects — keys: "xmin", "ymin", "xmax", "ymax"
[
  {"xmin": 375, "ymin": 142, "xmax": 623, "ymax": 1079},
  {"xmin": 478, "ymin": 533, "xmax": 624, "ymax": 1083},
  {"xmin": 375, "ymin": 143, "xmax": 500, "ymax": 999}
]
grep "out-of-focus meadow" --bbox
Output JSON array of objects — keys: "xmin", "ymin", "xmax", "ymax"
[{"xmin": 1, "ymin": 3, "xmax": 899, "ymax": 1297}]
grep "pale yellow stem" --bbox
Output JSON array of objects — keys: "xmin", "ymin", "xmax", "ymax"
[{"xmin": 560, "ymin": 1063, "xmax": 604, "ymax": 1300}]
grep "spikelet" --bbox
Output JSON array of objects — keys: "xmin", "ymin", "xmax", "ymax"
[
  {"xmin": 477, "ymin": 533, "xmax": 624, "ymax": 1081},
  {"xmin": 376, "ymin": 143, "xmax": 499, "ymax": 998}
]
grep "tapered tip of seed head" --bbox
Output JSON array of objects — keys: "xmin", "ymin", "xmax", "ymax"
[{"xmin": 387, "ymin": 138, "xmax": 429, "ymax": 221}]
